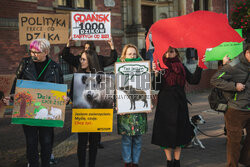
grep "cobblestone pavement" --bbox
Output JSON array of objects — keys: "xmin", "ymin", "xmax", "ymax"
[
  {"xmin": 0, "ymin": 91, "xmax": 246, "ymax": 167},
  {"xmin": 52, "ymin": 91, "xmax": 245, "ymax": 167}
]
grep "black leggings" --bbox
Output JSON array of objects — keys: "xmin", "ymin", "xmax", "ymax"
[
  {"xmin": 23, "ymin": 125, "xmax": 53, "ymax": 167},
  {"xmin": 77, "ymin": 132, "xmax": 99, "ymax": 167}
]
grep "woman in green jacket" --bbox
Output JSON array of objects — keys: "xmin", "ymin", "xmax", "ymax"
[{"xmin": 117, "ymin": 44, "xmax": 148, "ymax": 167}]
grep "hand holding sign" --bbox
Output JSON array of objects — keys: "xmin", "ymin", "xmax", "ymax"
[
  {"xmin": 107, "ymin": 37, "xmax": 114, "ymax": 50},
  {"xmin": 66, "ymin": 35, "xmax": 75, "ymax": 47}
]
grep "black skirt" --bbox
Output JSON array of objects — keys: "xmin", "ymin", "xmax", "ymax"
[{"xmin": 151, "ymin": 86, "xmax": 194, "ymax": 148}]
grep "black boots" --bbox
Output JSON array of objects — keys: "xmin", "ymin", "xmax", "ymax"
[
  {"xmin": 167, "ymin": 160, "xmax": 173, "ymax": 167},
  {"xmin": 173, "ymin": 159, "xmax": 180, "ymax": 167},
  {"xmin": 167, "ymin": 159, "xmax": 180, "ymax": 167},
  {"xmin": 125, "ymin": 163, "xmax": 132, "ymax": 167}
]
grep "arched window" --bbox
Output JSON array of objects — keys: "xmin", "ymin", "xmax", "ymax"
[
  {"xmin": 160, "ymin": 13, "xmax": 168, "ymax": 19},
  {"xmin": 58, "ymin": 0, "xmax": 90, "ymax": 9}
]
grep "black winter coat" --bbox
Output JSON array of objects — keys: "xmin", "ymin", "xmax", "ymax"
[
  {"xmin": 11, "ymin": 57, "xmax": 64, "ymax": 94},
  {"xmin": 152, "ymin": 65, "xmax": 202, "ymax": 148},
  {"xmin": 61, "ymin": 47, "xmax": 117, "ymax": 71}
]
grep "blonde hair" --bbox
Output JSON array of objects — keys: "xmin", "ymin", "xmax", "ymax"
[{"xmin": 120, "ymin": 44, "xmax": 140, "ymax": 62}]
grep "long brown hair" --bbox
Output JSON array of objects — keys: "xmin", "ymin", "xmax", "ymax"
[
  {"xmin": 78, "ymin": 50, "xmax": 101, "ymax": 73},
  {"xmin": 120, "ymin": 44, "xmax": 140, "ymax": 62}
]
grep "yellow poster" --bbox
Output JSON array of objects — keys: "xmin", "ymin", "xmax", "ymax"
[{"xmin": 72, "ymin": 109, "xmax": 113, "ymax": 132}]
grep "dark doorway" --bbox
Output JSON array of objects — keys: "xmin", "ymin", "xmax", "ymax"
[
  {"xmin": 194, "ymin": 0, "xmax": 200, "ymax": 11},
  {"xmin": 141, "ymin": 5, "xmax": 154, "ymax": 33}
]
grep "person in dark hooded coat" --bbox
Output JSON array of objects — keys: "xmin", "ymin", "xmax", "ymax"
[{"xmin": 151, "ymin": 47, "xmax": 202, "ymax": 167}]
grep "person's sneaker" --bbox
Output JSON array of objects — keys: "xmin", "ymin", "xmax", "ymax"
[{"xmin": 50, "ymin": 158, "xmax": 58, "ymax": 165}]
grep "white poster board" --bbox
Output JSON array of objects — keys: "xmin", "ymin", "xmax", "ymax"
[
  {"xmin": 71, "ymin": 12, "xmax": 111, "ymax": 41},
  {"xmin": 115, "ymin": 61, "xmax": 152, "ymax": 114}
]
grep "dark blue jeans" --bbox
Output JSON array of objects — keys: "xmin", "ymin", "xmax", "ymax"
[
  {"xmin": 77, "ymin": 132, "xmax": 99, "ymax": 167},
  {"xmin": 23, "ymin": 125, "xmax": 53, "ymax": 167}
]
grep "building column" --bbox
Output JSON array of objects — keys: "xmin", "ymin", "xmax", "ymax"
[
  {"xmin": 132, "ymin": 0, "xmax": 142, "ymax": 25},
  {"xmin": 200, "ymin": 0, "xmax": 204, "ymax": 10},
  {"xmin": 124, "ymin": 0, "xmax": 145, "ymax": 52},
  {"xmin": 208, "ymin": 0, "xmax": 213, "ymax": 11},
  {"xmin": 178, "ymin": 0, "xmax": 186, "ymax": 16}
]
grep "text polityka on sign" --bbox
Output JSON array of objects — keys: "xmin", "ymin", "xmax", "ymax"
[{"xmin": 19, "ymin": 13, "xmax": 69, "ymax": 45}]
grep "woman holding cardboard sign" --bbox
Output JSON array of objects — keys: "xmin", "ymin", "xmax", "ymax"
[
  {"xmin": 4, "ymin": 39, "xmax": 64, "ymax": 167},
  {"xmin": 117, "ymin": 44, "xmax": 148, "ymax": 167},
  {"xmin": 68, "ymin": 49, "xmax": 102, "ymax": 167},
  {"xmin": 152, "ymin": 47, "xmax": 202, "ymax": 167},
  {"xmin": 61, "ymin": 36, "xmax": 117, "ymax": 72}
]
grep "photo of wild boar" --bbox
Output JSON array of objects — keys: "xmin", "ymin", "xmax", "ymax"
[{"xmin": 73, "ymin": 73, "xmax": 114, "ymax": 109}]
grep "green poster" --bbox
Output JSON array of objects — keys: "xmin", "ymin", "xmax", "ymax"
[{"xmin": 205, "ymin": 29, "xmax": 243, "ymax": 61}]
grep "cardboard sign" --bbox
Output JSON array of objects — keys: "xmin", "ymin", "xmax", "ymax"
[
  {"xmin": 72, "ymin": 109, "xmax": 113, "ymax": 132},
  {"xmin": 115, "ymin": 61, "xmax": 152, "ymax": 114},
  {"xmin": 0, "ymin": 75, "xmax": 15, "ymax": 118},
  {"xmin": 205, "ymin": 29, "xmax": 243, "ymax": 61},
  {"xmin": 12, "ymin": 80, "xmax": 67, "ymax": 127},
  {"xmin": 71, "ymin": 12, "xmax": 111, "ymax": 40},
  {"xmin": 19, "ymin": 13, "xmax": 69, "ymax": 45}
]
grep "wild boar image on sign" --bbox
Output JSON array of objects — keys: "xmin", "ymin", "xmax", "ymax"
[
  {"xmin": 73, "ymin": 73, "xmax": 114, "ymax": 109},
  {"xmin": 71, "ymin": 73, "xmax": 114, "ymax": 133},
  {"xmin": 115, "ymin": 61, "xmax": 152, "ymax": 114}
]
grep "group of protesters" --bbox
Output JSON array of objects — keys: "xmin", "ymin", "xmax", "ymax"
[{"xmin": 3, "ymin": 36, "xmax": 250, "ymax": 167}]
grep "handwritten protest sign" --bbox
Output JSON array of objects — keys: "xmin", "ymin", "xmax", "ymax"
[
  {"xmin": 12, "ymin": 80, "xmax": 67, "ymax": 127},
  {"xmin": 115, "ymin": 61, "xmax": 152, "ymax": 114},
  {"xmin": 71, "ymin": 73, "xmax": 114, "ymax": 132},
  {"xmin": 71, "ymin": 12, "xmax": 111, "ymax": 40},
  {"xmin": 205, "ymin": 29, "xmax": 243, "ymax": 61},
  {"xmin": 0, "ymin": 75, "xmax": 15, "ymax": 118},
  {"xmin": 72, "ymin": 109, "xmax": 113, "ymax": 132},
  {"xmin": 19, "ymin": 13, "xmax": 69, "ymax": 45}
]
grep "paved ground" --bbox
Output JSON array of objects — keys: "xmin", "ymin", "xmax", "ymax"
[
  {"xmin": 0, "ymin": 90, "xmax": 246, "ymax": 167},
  {"xmin": 53, "ymin": 91, "xmax": 243, "ymax": 167}
]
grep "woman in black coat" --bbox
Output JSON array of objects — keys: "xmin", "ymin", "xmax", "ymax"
[
  {"xmin": 69, "ymin": 50, "xmax": 102, "ymax": 167},
  {"xmin": 61, "ymin": 37, "xmax": 117, "ymax": 72},
  {"xmin": 151, "ymin": 47, "xmax": 202, "ymax": 167}
]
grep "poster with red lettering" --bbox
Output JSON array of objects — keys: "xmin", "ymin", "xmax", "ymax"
[{"xmin": 71, "ymin": 12, "xmax": 111, "ymax": 41}]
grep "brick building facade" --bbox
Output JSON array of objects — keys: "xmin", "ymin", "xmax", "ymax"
[{"xmin": 0, "ymin": 0, "xmax": 240, "ymax": 91}]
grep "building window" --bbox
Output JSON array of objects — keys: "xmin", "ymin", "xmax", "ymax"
[
  {"xmin": 203, "ymin": 0, "xmax": 209, "ymax": 10},
  {"xmin": 58, "ymin": 0, "xmax": 90, "ymax": 9},
  {"xmin": 160, "ymin": 13, "xmax": 168, "ymax": 19},
  {"xmin": 194, "ymin": 0, "xmax": 200, "ymax": 11},
  {"xmin": 194, "ymin": 0, "xmax": 209, "ymax": 11}
]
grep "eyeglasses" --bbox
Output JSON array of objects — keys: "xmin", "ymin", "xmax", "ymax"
[
  {"xmin": 29, "ymin": 50, "xmax": 43, "ymax": 55},
  {"xmin": 79, "ymin": 58, "xmax": 87, "ymax": 62}
]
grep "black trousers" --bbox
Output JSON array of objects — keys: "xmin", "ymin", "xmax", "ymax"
[
  {"xmin": 77, "ymin": 132, "xmax": 99, "ymax": 167},
  {"xmin": 23, "ymin": 125, "xmax": 53, "ymax": 167}
]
